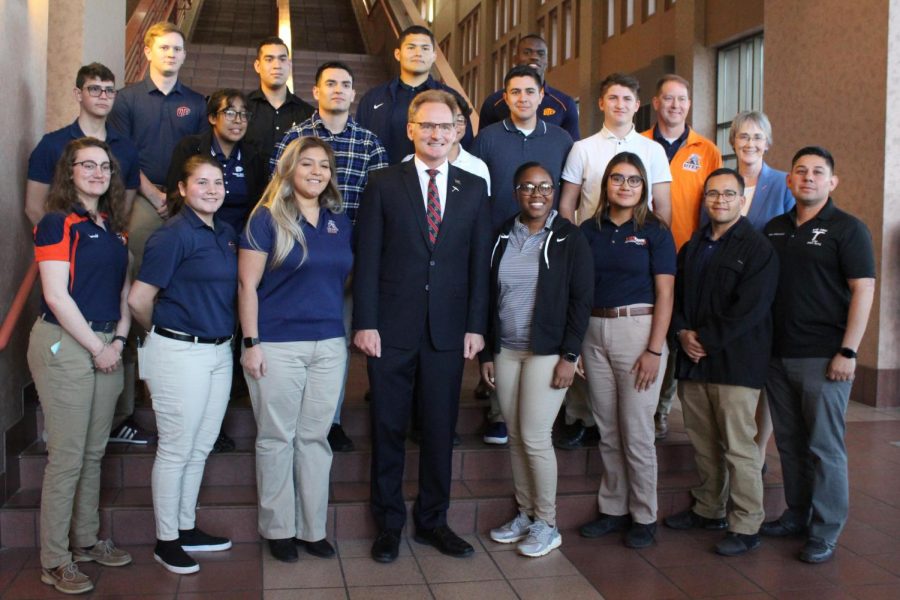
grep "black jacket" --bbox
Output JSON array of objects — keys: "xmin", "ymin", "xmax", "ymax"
[
  {"xmin": 480, "ymin": 213, "xmax": 593, "ymax": 361},
  {"xmin": 670, "ymin": 217, "xmax": 779, "ymax": 388}
]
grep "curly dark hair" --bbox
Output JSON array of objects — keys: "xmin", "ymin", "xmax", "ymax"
[{"xmin": 47, "ymin": 137, "xmax": 127, "ymax": 233}]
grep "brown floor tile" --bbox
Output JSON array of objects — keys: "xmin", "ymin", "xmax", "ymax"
[
  {"xmin": 509, "ymin": 574, "xmax": 604, "ymax": 599},
  {"xmin": 0, "ymin": 510, "xmax": 36, "ymax": 547},
  {"xmin": 636, "ymin": 536, "xmax": 726, "ymax": 568},
  {"xmin": 431, "ymin": 579, "xmax": 518, "ymax": 599},
  {"xmin": 335, "ymin": 537, "xmax": 413, "ymax": 559},
  {"xmin": 266, "ymin": 589, "xmax": 346, "ymax": 600},
  {"xmin": 838, "ymin": 523, "xmax": 900, "ymax": 556},
  {"xmin": 180, "ymin": 592, "xmax": 263, "ymax": 600},
  {"xmin": 770, "ymin": 589, "xmax": 856, "ymax": 599},
  {"xmin": 661, "ymin": 563, "xmax": 763, "ymax": 597},
  {"xmin": 416, "ymin": 552, "xmax": 502, "ymax": 583},
  {"xmin": 263, "ymin": 552, "xmax": 344, "ymax": 589},
  {"xmin": 812, "ymin": 552, "xmax": 900, "ymax": 587},
  {"xmin": 90, "ymin": 563, "xmax": 181, "ymax": 596},
  {"xmin": 347, "ymin": 584, "xmax": 430, "ymax": 599},
  {"xmin": 177, "ymin": 559, "xmax": 262, "ymax": 593},
  {"xmin": 491, "ymin": 547, "xmax": 579, "ymax": 579},
  {"xmin": 341, "ymin": 556, "xmax": 425, "ymax": 587},
  {"xmin": 845, "ymin": 583, "xmax": 900, "ymax": 599},
  {"xmin": 866, "ymin": 552, "xmax": 900, "ymax": 576},
  {"xmin": 590, "ymin": 569, "xmax": 688, "ymax": 600},
  {"xmin": 732, "ymin": 559, "xmax": 837, "ymax": 593},
  {"xmin": 563, "ymin": 543, "xmax": 658, "ymax": 579}
]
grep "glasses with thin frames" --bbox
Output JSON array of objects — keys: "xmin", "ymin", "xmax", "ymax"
[
  {"xmin": 704, "ymin": 190, "xmax": 740, "ymax": 202},
  {"xmin": 609, "ymin": 173, "xmax": 644, "ymax": 188},
  {"xmin": 82, "ymin": 85, "xmax": 117, "ymax": 98},
  {"xmin": 412, "ymin": 121, "xmax": 455, "ymax": 134},
  {"xmin": 73, "ymin": 160, "xmax": 113, "ymax": 175},
  {"xmin": 515, "ymin": 182, "xmax": 555, "ymax": 197},
  {"xmin": 736, "ymin": 133, "xmax": 767, "ymax": 143},
  {"xmin": 219, "ymin": 109, "xmax": 252, "ymax": 122}
]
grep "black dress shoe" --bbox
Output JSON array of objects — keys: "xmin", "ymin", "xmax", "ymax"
[
  {"xmin": 664, "ymin": 509, "xmax": 727, "ymax": 530},
  {"xmin": 371, "ymin": 529, "xmax": 401, "ymax": 563},
  {"xmin": 715, "ymin": 532, "xmax": 761, "ymax": 556},
  {"xmin": 579, "ymin": 514, "xmax": 631, "ymax": 538},
  {"xmin": 554, "ymin": 420, "xmax": 599, "ymax": 450},
  {"xmin": 296, "ymin": 538, "xmax": 335, "ymax": 558},
  {"xmin": 413, "ymin": 525, "xmax": 474, "ymax": 557},
  {"xmin": 268, "ymin": 538, "xmax": 298, "ymax": 562},
  {"xmin": 328, "ymin": 424, "xmax": 355, "ymax": 452},
  {"xmin": 759, "ymin": 518, "xmax": 806, "ymax": 537},
  {"xmin": 624, "ymin": 522, "xmax": 657, "ymax": 549},
  {"xmin": 799, "ymin": 539, "xmax": 835, "ymax": 563}
]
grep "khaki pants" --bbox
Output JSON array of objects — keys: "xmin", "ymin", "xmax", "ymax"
[
  {"xmin": 27, "ymin": 319, "xmax": 122, "ymax": 569},
  {"xmin": 246, "ymin": 338, "xmax": 346, "ymax": 541},
  {"xmin": 494, "ymin": 349, "xmax": 568, "ymax": 525},
  {"xmin": 679, "ymin": 381, "xmax": 764, "ymax": 535},
  {"xmin": 582, "ymin": 313, "xmax": 665, "ymax": 525}
]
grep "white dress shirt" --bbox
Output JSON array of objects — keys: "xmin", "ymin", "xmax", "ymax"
[{"xmin": 413, "ymin": 156, "xmax": 449, "ymax": 216}]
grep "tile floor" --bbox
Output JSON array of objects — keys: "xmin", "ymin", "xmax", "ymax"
[{"xmin": 1, "ymin": 402, "xmax": 898, "ymax": 599}]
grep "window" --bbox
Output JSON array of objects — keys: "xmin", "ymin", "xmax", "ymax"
[
  {"xmin": 623, "ymin": 0, "xmax": 635, "ymax": 30},
  {"xmin": 716, "ymin": 33, "xmax": 765, "ymax": 166},
  {"xmin": 550, "ymin": 8, "xmax": 559, "ymax": 67},
  {"xmin": 494, "ymin": 0, "xmax": 520, "ymax": 38},
  {"xmin": 605, "ymin": 0, "xmax": 616, "ymax": 39},
  {"xmin": 439, "ymin": 35, "xmax": 450, "ymax": 61},
  {"xmin": 459, "ymin": 7, "xmax": 480, "ymax": 105},
  {"xmin": 563, "ymin": 0, "xmax": 575, "ymax": 61},
  {"xmin": 645, "ymin": 0, "xmax": 656, "ymax": 18},
  {"xmin": 417, "ymin": 0, "xmax": 434, "ymax": 24}
]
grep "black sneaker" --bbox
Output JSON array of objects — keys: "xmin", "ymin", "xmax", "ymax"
[
  {"xmin": 179, "ymin": 528, "xmax": 232, "ymax": 552},
  {"xmin": 624, "ymin": 522, "xmax": 657, "ymax": 549},
  {"xmin": 328, "ymin": 424, "xmax": 355, "ymax": 452},
  {"xmin": 108, "ymin": 417, "xmax": 154, "ymax": 445},
  {"xmin": 579, "ymin": 513, "xmax": 632, "ymax": 538},
  {"xmin": 211, "ymin": 431, "xmax": 236, "ymax": 454},
  {"xmin": 154, "ymin": 539, "xmax": 199, "ymax": 574}
]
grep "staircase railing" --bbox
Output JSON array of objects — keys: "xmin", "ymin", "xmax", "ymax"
[
  {"xmin": 0, "ymin": 263, "xmax": 38, "ymax": 352},
  {"xmin": 125, "ymin": 0, "xmax": 194, "ymax": 84}
]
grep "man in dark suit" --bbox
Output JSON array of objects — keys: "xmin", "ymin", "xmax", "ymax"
[{"xmin": 353, "ymin": 89, "xmax": 491, "ymax": 563}]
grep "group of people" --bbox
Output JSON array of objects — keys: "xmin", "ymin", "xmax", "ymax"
[{"xmin": 24, "ymin": 19, "xmax": 874, "ymax": 597}]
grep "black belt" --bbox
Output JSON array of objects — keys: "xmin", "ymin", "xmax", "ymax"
[
  {"xmin": 152, "ymin": 326, "xmax": 232, "ymax": 345},
  {"xmin": 41, "ymin": 313, "xmax": 117, "ymax": 333},
  {"xmin": 591, "ymin": 306, "xmax": 655, "ymax": 318}
]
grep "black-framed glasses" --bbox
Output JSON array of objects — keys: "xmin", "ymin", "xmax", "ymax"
[
  {"xmin": 515, "ymin": 182, "xmax": 554, "ymax": 197},
  {"xmin": 411, "ymin": 121, "xmax": 455, "ymax": 134},
  {"xmin": 73, "ymin": 160, "xmax": 113, "ymax": 174},
  {"xmin": 704, "ymin": 190, "xmax": 740, "ymax": 202},
  {"xmin": 609, "ymin": 174, "xmax": 644, "ymax": 188},
  {"xmin": 82, "ymin": 85, "xmax": 117, "ymax": 98},
  {"xmin": 219, "ymin": 108, "xmax": 252, "ymax": 122}
]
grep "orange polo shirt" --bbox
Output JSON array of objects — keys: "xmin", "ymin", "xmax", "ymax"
[{"xmin": 641, "ymin": 127, "xmax": 722, "ymax": 249}]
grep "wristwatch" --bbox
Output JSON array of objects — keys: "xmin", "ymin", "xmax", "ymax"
[
  {"xmin": 562, "ymin": 352, "xmax": 578, "ymax": 363},
  {"xmin": 839, "ymin": 347, "xmax": 857, "ymax": 359},
  {"xmin": 243, "ymin": 337, "xmax": 260, "ymax": 348}
]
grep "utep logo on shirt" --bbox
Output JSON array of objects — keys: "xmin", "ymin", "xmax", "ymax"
[
  {"xmin": 543, "ymin": 107, "xmax": 557, "ymax": 116},
  {"xmin": 624, "ymin": 235, "xmax": 647, "ymax": 247},
  {"xmin": 234, "ymin": 165, "xmax": 245, "ymax": 179},
  {"xmin": 227, "ymin": 240, "xmax": 237, "ymax": 254},
  {"xmin": 682, "ymin": 153, "xmax": 702, "ymax": 172},
  {"xmin": 176, "ymin": 106, "xmax": 192, "ymax": 118}
]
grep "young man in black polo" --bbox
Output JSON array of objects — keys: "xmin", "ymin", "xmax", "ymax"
[{"xmin": 761, "ymin": 146, "xmax": 875, "ymax": 564}]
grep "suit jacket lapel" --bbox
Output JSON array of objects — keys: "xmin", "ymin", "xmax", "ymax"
[{"xmin": 402, "ymin": 161, "xmax": 431, "ymax": 247}]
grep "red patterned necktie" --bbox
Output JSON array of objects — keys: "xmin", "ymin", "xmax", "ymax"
[{"xmin": 426, "ymin": 168, "xmax": 442, "ymax": 246}]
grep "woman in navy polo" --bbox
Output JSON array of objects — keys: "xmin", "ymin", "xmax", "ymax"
[
  {"xmin": 128, "ymin": 155, "xmax": 237, "ymax": 575},
  {"xmin": 239, "ymin": 137, "xmax": 352, "ymax": 563},
  {"xmin": 479, "ymin": 162, "xmax": 593, "ymax": 557},
  {"xmin": 577, "ymin": 152, "xmax": 676, "ymax": 549},
  {"xmin": 27, "ymin": 137, "xmax": 133, "ymax": 595}
]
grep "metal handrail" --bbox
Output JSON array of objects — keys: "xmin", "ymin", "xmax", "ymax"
[{"xmin": 0, "ymin": 263, "xmax": 38, "ymax": 352}]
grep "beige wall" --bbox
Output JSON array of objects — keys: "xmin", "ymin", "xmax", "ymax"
[{"xmin": 705, "ymin": 0, "xmax": 763, "ymax": 46}]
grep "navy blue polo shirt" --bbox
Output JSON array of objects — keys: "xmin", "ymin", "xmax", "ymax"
[
  {"xmin": 109, "ymin": 77, "xmax": 208, "ymax": 186},
  {"xmin": 240, "ymin": 206, "xmax": 353, "ymax": 342},
  {"xmin": 27, "ymin": 120, "xmax": 141, "ymax": 189},
  {"xmin": 138, "ymin": 207, "xmax": 238, "ymax": 338},
  {"xmin": 210, "ymin": 138, "xmax": 250, "ymax": 233},
  {"xmin": 34, "ymin": 208, "xmax": 128, "ymax": 322},
  {"xmin": 581, "ymin": 215, "xmax": 676, "ymax": 308}
]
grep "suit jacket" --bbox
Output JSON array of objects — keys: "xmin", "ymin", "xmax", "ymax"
[
  {"xmin": 701, "ymin": 161, "xmax": 795, "ymax": 231},
  {"xmin": 352, "ymin": 160, "xmax": 492, "ymax": 351}
]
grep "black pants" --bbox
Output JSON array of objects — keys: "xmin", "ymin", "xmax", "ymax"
[{"xmin": 367, "ymin": 328, "xmax": 464, "ymax": 531}]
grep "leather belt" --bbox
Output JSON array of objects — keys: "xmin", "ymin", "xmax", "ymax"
[
  {"xmin": 41, "ymin": 313, "xmax": 117, "ymax": 333},
  {"xmin": 152, "ymin": 326, "xmax": 232, "ymax": 345},
  {"xmin": 591, "ymin": 306, "xmax": 655, "ymax": 318}
]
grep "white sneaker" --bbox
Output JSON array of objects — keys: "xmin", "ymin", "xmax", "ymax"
[
  {"xmin": 490, "ymin": 511, "xmax": 532, "ymax": 544},
  {"xmin": 517, "ymin": 519, "xmax": 562, "ymax": 557}
]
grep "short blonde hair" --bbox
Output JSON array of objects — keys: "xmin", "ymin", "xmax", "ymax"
[
  {"xmin": 144, "ymin": 21, "xmax": 184, "ymax": 48},
  {"xmin": 728, "ymin": 110, "xmax": 773, "ymax": 148},
  {"xmin": 407, "ymin": 89, "xmax": 459, "ymax": 123}
]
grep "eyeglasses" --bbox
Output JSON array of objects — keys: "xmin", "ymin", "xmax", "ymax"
[
  {"xmin": 735, "ymin": 133, "xmax": 767, "ymax": 143},
  {"xmin": 609, "ymin": 174, "xmax": 644, "ymax": 188},
  {"xmin": 412, "ymin": 121, "xmax": 455, "ymax": 134},
  {"xmin": 219, "ymin": 109, "xmax": 253, "ymax": 122},
  {"xmin": 73, "ymin": 160, "xmax": 113, "ymax": 174},
  {"xmin": 515, "ymin": 182, "xmax": 554, "ymax": 197},
  {"xmin": 704, "ymin": 190, "xmax": 740, "ymax": 202},
  {"xmin": 82, "ymin": 85, "xmax": 117, "ymax": 98}
]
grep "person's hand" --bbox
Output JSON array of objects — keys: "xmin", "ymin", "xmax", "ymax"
[
  {"xmin": 354, "ymin": 329, "xmax": 382, "ymax": 358},
  {"xmin": 92, "ymin": 344, "xmax": 121, "ymax": 373},
  {"xmin": 552, "ymin": 358, "xmax": 576, "ymax": 389},
  {"xmin": 463, "ymin": 333, "xmax": 484, "ymax": 360},
  {"xmin": 678, "ymin": 330, "xmax": 707, "ymax": 363},
  {"xmin": 575, "ymin": 356, "xmax": 586, "ymax": 379},
  {"xmin": 241, "ymin": 345, "xmax": 267, "ymax": 380},
  {"xmin": 826, "ymin": 353, "xmax": 856, "ymax": 382},
  {"xmin": 631, "ymin": 351, "xmax": 661, "ymax": 392},
  {"xmin": 480, "ymin": 362, "xmax": 496, "ymax": 390}
]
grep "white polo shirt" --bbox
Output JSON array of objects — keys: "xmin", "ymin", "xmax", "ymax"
[{"xmin": 561, "ymin": 125, "xmax": 672, "ymax": 224}]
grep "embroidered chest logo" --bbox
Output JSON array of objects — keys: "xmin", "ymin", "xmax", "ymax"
[
  {"xmin": 543, "ymin": 107, "xmax": 557, "ymax": 116},
  {"xmin": 682, "ymin": 154, "xmax": 702, "ymax": 172},
  {"xmin": 624, "ymin": 236, "xmax": 647, "ymax": 246},
  {"xmin": 326, "ymin": 220, "xmax": 339, "ymax": 234},
  {"xmin": 808, "ymin": 228, "xmax": 828, "ymax": 246},
  {"xmin": 176, "ymin": 106, "xmax": 191, "ymax": 117},
  {"xmin": 227, "ymin": 240, "xmax": 237, "ymax": 253}
]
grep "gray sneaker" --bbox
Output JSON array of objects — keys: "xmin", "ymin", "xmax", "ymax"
[
  {"xmin": 517, "ymin": 519, "xmax": 562, "ymax": 557},
  {"xmin": 490, "ymin": 511, "xmax": 532, "ymax": 544}
]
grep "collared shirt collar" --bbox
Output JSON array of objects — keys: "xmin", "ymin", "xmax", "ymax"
[
  {"xmin": 309, "ymin": 110, "xmax": 357, "ymax": 134},
  {"xmin": 652, "ymin": 124, "xmax": 690, "ymax": 146},
  {"xmin": 413, "ymin": 156, "xmax": 449, "ymax": 177},
  {"xmin": 389, "ymin": 74, "xmax": 437, "ymax": 98},
  {"xmin": 701, "ymin": 218, "xmax": 741, "ymax": 242},
  {"xmin": 600, "ymin": 124, "xmax": 637, "ymax": 141},
  {"xmin": 513, "ymin": 209, "xmax": 557, "ymax": 234},
  {"xmin": 788, "ymin": 197, "xmax": 837, "ymax": 224},
  {"xmin": 501, "ymin": 118, "xmax": 547, "ymax": 137},
  {"xmin": 247, "ymin": 86, "xmax": 303, "ymax": 107},
  {"xmin": 142, "ymin": 75, "xmax": 184, "ymax": 95},
  {"xmin": 209, "ymin": 135, "xmax": 241, "ymax": 161},
  {"xmin": 181, "ymin": 205, "xmax": 216, "ymax": 230},
  {"xmin": 66, "ymin": 118, "xmax": 123, "ymax": 143},
  {"xmin": 599, "ymin": 211, "xmax": 637, "ymax": 228}
]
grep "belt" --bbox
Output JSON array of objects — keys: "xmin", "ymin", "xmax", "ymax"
[
  {"xmin": 152, "ymin": 326, "xmax": 232, "ymax": 345},
  {"xmin": 41, "ymin": 313, "xmax": 117, "ymax": 333},
  {"xmin": 591, "ymin": 306, "xmax": 654, "ymax": 318}
]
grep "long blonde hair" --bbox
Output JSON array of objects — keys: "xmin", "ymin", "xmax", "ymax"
[{"xmin": 246, "ymin": 137, "xmax": 343, "ymax": 268}]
